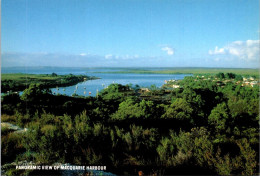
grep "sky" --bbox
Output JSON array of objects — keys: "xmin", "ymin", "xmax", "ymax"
[{"xmin": 1, "ymin": 0, "xmax": 259, "ymax": 68}]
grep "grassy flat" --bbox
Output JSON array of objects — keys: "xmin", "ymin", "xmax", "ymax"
[
  {"xmin": 2, "ymin": 73, "xmax": 63, "ymax": 81},
  {"xmin": 1, "ymin": 73, "xmax": 97, "ymax": 92},
  {"xmin": 95, "ymin": 67, "xmax": 259, "ymax": 76}
]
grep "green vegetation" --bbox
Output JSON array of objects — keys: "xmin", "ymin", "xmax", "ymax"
[
  {"xmin": 1, "ymin": 73, "xmax": 98, "ymax": 92},
  {"xmin": 95, "ymin": 67, "xmax": 259, "ymax": 77},
  {"xmin": 1, "ymin": 72, "xmax": 259, "ymax": 175}
]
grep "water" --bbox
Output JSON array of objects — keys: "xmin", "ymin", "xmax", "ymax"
[{"xmin": 2, "ymin": 67, "xmax": 191, "ymax": 96}]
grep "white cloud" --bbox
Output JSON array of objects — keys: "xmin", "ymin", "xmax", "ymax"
[
  {"xmin": 122, "ymin": 54, "xmax": 140, "ymax": 60},
  {"xmin": 161, "ymin": 47, "xmax": 174, "ymax": 55},
  {"xmin": 233, "ymin": 41, "xmax": 243, "ymax": 45},
  {"xmin": 209, "ymin": 46, "xmax": 226, "ymax": 55},
  {"xmin": 80, "ymin": 53, "xmax": 87, "ymax": 56},
  {"xmin": 105, "ymin": 54, "xmax": 113, "ymax": 59},
  {"xmin": 209, "ymin": 40, "xmax": 259, "ymax": 61},
  {"xmin": 104, "ymin": 54, "xmax": 140, "ymax": 60},
  {"xmin": 246, "ymin": 40, "xmax": 258, "ymax": 46}
]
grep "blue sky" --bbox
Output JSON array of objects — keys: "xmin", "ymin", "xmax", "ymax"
[{"xmin": 2, "ymin": 0, "xmax": 259, "ymax": 68}]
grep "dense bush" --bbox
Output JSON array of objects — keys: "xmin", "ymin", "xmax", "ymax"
[{"xmin": 1, "ymin": 74, "xmax": 259, "ymax": 175}]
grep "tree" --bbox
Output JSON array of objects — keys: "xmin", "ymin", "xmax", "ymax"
[
  {"xmin": 162, "ymin": 98, "xmax": 193, "ymax": 121},
  {"xmin": 235, "ymin": 75, "xmax": 243, "ymax": 81},
  {"xmin": 112, "ymin": 98, "xmax": 144, "ymax": 120},
  {"xmin": 216, "ymin": 72, "xmax": 225, "ymax": 79},
  {"xmin": 99, "ymin": 84, "xmax": 132, "ymax": 103},
  {"xmin": 21, "ymin": 84, "xmax": 51, "ymax": 102},
  {"xmin": 111, "ymin": 98, "xmax": 156, "ymax": 120},
  {"xmin": 225, "ymin": 73, "xmax": 236, "ymax": 79},
  {"xmin": 51, "ymin": 72, "xmax": 58, "ymax": 77},
  {"xmin": 208, "ymin": 103, "xmax": 230, "ymax": 135}
]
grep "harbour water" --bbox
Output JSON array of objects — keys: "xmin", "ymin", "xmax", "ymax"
[{"xmin": 2, "ymin": 67, "xmax": 191, "ymax": 96}]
